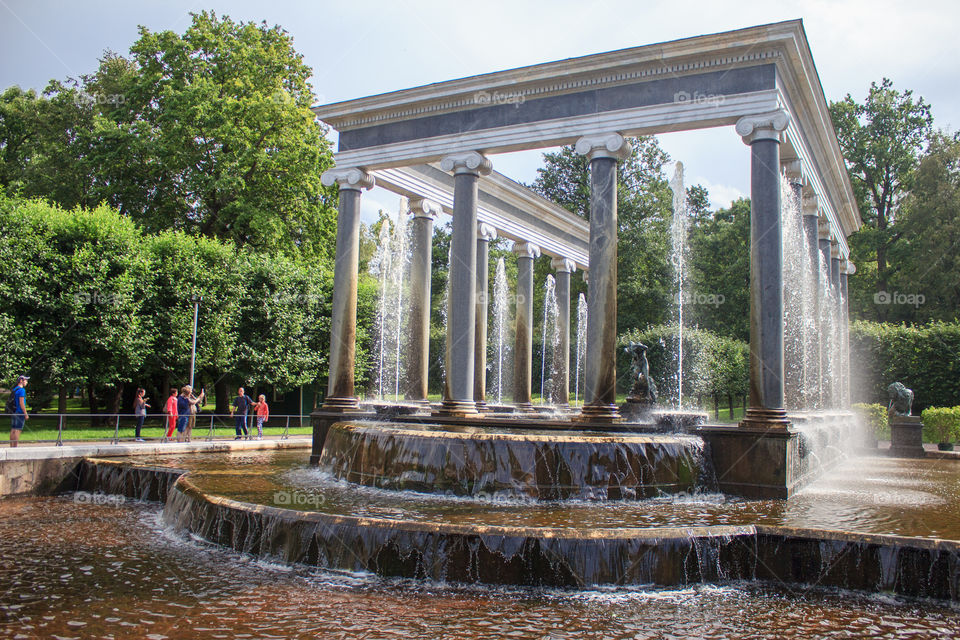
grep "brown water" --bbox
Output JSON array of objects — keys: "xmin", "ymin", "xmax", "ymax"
[
  {"xmin": 136, "ymin": 450, "xmax": 960, "ymax": 540},
  {"xmin": 1, "ymin": 496, "xmax": 958, "ymax": 639}
]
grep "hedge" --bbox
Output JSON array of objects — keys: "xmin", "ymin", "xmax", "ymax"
[
  {"xmin": 921, "ymin": 406, "xmax": 960, "ymax": 444},
  {"xmin": 850, "ymin": 320, "xmax": 960, "ymax": 411}
]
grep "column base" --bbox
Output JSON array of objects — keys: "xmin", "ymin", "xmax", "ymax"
[
  {"xmin": 512, "ymin": 402, "xmax": 537, "ymax": 414},
  {"xmin": 474, "ymin": 400, "xmax": 488, "ymax": 413},
  {"xmin": 434, "ymin": 400, "xmax": 480, "ymax": 418},
  {"xmin": 321, "ymin": 396, "xmax": 362, "ymax": 412},
  {"xmin": 738, "ymin": 407, "xmax": 791, "ymax": 431},
  {"xmin": 576, "ymin": 403, "xmax": 621, "ymax": 422}
]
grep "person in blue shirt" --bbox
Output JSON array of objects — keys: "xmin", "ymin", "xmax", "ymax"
[
  {"xmin": 231, "ymin": 387, "xmax": 252, "ymax": 440},
  {"xmin": 175, "ymin": 386, "xmax": 191, "ymax": 443},
  {"xmin": 9, "ymin": 375, "xmax": 28, "ymax": 448}
]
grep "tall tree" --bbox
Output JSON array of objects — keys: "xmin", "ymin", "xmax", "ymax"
[{"xmin": 829, "ymin": 78, "xmax": 933, "ymax": 321}]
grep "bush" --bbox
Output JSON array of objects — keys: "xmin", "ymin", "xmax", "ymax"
[
  {"xmin": 852, "ymin": 402, "xmax": 889, "ymax": 439},
  {"xmin": 921, "ymin": 406, "xmax": 960, "ymax": 444}
]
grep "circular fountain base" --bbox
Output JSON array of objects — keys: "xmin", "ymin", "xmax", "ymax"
[{"xmin": 316, "ymin": 421, "xmax": 708, "ymax": 500}]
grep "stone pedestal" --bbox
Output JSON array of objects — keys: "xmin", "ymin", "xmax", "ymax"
[{"xmin": 889, "ymin": 415, "xmax": 925, "ymax": 458}]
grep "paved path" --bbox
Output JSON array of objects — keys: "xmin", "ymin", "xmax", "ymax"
[{"xmin": 0, "ymin": 435, "xmax": 312, "ymax": 462}]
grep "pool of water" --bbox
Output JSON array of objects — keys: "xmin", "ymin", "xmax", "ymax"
[
  {"xmin": 1, "ymin": 495, "xmax": 958, "ymax": 639},
  {"xmin": 133, "ymin": 449, "xmax": 960, "ymax": 539}
]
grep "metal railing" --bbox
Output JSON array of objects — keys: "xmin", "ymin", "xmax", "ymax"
[{"xmin": 4, "ymin": 412, "xmax": 311, "ymax": 446}]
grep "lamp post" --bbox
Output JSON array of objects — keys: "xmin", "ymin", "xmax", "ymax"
[{"xmin": 189, "ymin": 295, "xmax": 201, "ymax": 389}]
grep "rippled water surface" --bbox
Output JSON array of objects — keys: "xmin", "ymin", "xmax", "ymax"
[
  {"xmin": 135, "ymin": 450, "xmax": 960, "ymax": 539},
  {"xmin": 1, "ymin": 496, "xmax": 958, "ymax": 639}
]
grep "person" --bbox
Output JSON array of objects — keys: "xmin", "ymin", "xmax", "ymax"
[
  {"xmin": 175, "ymin": 386, "xmax": 191, "ymax": 443},
  {"xmin": 133, "ymin": 388, "xmax": 150, "ymax": 442},
  {"xmin": 230, "ymin": 387, "xmax": 252, "ymax": 440},
  {"xmin": 251, "ymin": 394, "xmax": 269, "ymax": 440},
  {"xmin": 183, "ymin": 385, "xmax": 205, "ymax": 442},
  {"xmin": 9, "ymin": 375, "xmax": 28, "ymax": 448},
  {"xmin": 164, "ymin": 388, "xmax": 178, "ymax": 439}
]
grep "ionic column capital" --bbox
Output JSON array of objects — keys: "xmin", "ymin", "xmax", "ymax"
[
  {"xmin": 408, "ymin": 198, "xmax": 442, "ymax": 220},
  {"xmin": 845, "ymin": 261, "xmax": 857, "ymax": 275},
  {"xmin": 817, "ymin": 215, "xmax": 831, "ymax": 240},
  {"xmin": 574, "ymin": 133, "xmax": 632, "ymax": 161},
  {"xmin": 735, "ymin": 110, "xmax": 790, "ymax": 144},
  {"xmin": 802, "ymin": 192, "xmax": 819, "ymax": 218},
  {"xmin": 320, "ymin": 166, "xmax": 375, "ymax": 191},
  {"xmin": 782, "ymin": 159, "xmax": 803, "ymax": 184},
  {"xmin": 512, "ymin": 241, "xmax": 540, "ymax": 260},
  {"xmin": 551, "ymin": 257, "xmax": 576, "ymax": 273},
  {"xmin": 477, "ymin": 222, "xmax": 497, "ymax": 242},
  {"xmin": 440, "ymin": 151, "xmax": 492, "ymax": 176},
  {"xmin": 830, "ymin": 242, "xmax": 840, "ymax": 259}
]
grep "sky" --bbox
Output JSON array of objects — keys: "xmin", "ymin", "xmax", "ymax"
[{"xmin": 2, "ymin": 0, "xmax": 958, "ymax": 224}]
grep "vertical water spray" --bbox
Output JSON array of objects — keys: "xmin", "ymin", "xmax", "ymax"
[
  {"xmin": 391, "ymin": 205, "xmax": 410, "ymax": 398},
  {"xmin": 371, "ymin": 223, "xmax": 392, "ymax": 399},
  {"xmin": 539, "ymin": 274, "xmax": 559, "ymax": 405},
  {"xmin": 781, "ymin": 176, "xmax": 807, "ymax": 409},
  {"xmin": 575, "ymin": 292, "xmax": 587, "ymax": 405},
  {"xmin": 369, "ymin": 200, "xmax": 411, "ymax": 401},
  {"xmin": 491, "ymin": 257, "xmax": 510, "ymax": 404},
  {"xmin": 669, "ymin": 162, "xmax": 690, "ymax": 408}
]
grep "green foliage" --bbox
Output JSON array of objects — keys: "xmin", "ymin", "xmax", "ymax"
[
  {"xmin": 617, "ymin": 326, "xmax": 748, "ymax": 402},
  {"xmin": 920, "ymin": 406, "xmax": 960, "ymax": 443},
  {"xmin": 0, "ymin": 11, "xmax": 336, "ymax": 261},
  {"xmin": 852, "ymin": 402, "xmax": 889, "ymax": 439},
  {"xmin": 850, "ymin": 320, "xmax": 960, "ymax": 411},
  {"xmin": 688, "ymin": 197, "xmax": 751, "ymax": 341}
]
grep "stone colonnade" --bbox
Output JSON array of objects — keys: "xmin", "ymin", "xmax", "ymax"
[{"xmin": 320, "ymin": 116, "xmax": 852, "ymax": 423}]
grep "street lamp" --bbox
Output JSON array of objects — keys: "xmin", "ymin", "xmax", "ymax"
[{"xmin": 189, "ymin": 295, "xmax": 202, "ymax": 388}]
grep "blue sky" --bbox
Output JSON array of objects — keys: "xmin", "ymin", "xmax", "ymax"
[{"xmin": 2, "ymin": 0, "xmax": 957, "ymax": 225}]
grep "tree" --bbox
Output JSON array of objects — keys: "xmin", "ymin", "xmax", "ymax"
[
  {"xmin": 893, "ymin": 132, "xmax": 960, "ymax": 322},
  {"xmin": 688, "ymin": 198, "xmax": 751, "ymax": 341},
  {"xmin": 829, "ymin": 78, "xmax": 933, "ymax": 321}
]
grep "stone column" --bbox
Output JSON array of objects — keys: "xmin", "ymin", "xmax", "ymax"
[
  {"xmin": 736, "ymin": 111, "xmax": 791, "ymax": 430},
  {"xmin": 404, "ymin": 198, "xmax": 441, "ymax": 405},
  {"xmin": 438, "ymin": 152, "xmax": 492, "ymax": 417},
  {"xmin": 831, "ymin": 241, "xmax": 842, "ymax": 409},
  {"xmin": 574, "ymin": 133, "xmax": 632, "ymax": 421},
  {"xmin": 818, "ymin": 217, "xmax": 834, "ymax": 409},
  {"xmin": 782, "ymin": 160, "xmax": 804, "ymax": 412},
  {"xmin": 319, "ymin": 167, "xmax": 375, "ymax": 410},
  {"xmin": 512, "ymin": 241, "xmax": 540, "ymax": 411},
  {"xmin": 551, "ymin": 257, "xmax": 576, "ymax": 408},
  {"xmin": 473, "ymin": 222, "xmax": 497, "ymax": 410},
  {"xmin": 801, "ymin": 192, "xmax": 822, "ymax": 409}
]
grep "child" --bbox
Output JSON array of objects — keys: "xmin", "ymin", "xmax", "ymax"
[
  {"xmin": 164, "ymin": 387, "xmax": 178, "ymax": 439},
  {"xmin": 251, "ymin": 394, "xmax": 269, "ymax": 440}
]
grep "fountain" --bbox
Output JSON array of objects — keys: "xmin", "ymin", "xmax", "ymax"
[
  {"xmin": 574, "ymin": 292, "xmax": 587, "ymax": 406},
  {"xmin": 490, "ymin": 257, "xmax": 512, "ymax": 405},
  {"xmin": 370, "ymin": 199, "xmax": 411, "ymax": 401},
  {"xmin": 668, "ymin": 162, "xmax": 690, "ymax": 408},
  {"xmin": 23, "ymin": 24, "xmax": 960, "ymax": 638},
  {"xmin": 539, "ymin": 274, "xmax": 559, "ymax": 405}
]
